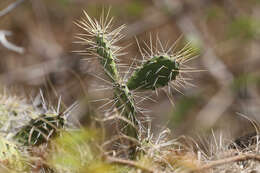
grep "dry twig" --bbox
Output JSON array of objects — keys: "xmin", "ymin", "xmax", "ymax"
[
  {"xmin": 106, "ymin": 156, "xmax": 156, "ymax": 173},
  {"xmin": 194, "ymin": 154, "xmax": 260, "ymax": 172},
  {"xmin": 0, "ymin": 30, "xmax": 24, "ymax": 53},
  {"xmin": 0, "ymin": 0, "xmax": 25, "ymax": 17}
]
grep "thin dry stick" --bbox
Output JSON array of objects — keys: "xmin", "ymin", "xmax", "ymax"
[
  {"xmin": 106, "ymin": 156, "xmax": 156, "ymax": 173},
  {"xmin": 194, "ymin": 154, "xmax": 260, "ymax": 172},
  {"xmin": 0, "ymin": 30, "xmax": 24, "ymax": 53},
  {"xmin": 0, "ymin": 0, "xmax": 25, "ymax": 17}
]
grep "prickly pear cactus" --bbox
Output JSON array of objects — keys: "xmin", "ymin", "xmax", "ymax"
[
  {"xmin": 76, "ymin": 10, "xmax": 139, "ymax": 139},
  {"xmin": 14, "ymin": 114, "xmax": 64, "ymax": 146},
  {"xmin": 113, "ymin": 83, "xmax": 138, "ymax": 137},
  {"xmin": 0, "ymin": 90, "xmax": 68, "ymax": 171},
  {"xmin": 76, "ymin": 10, "xmax": 197, "ymax": 143},
  {"xmin": 96, "ymin": 33, "xmax": 120, "ymax": 82}
]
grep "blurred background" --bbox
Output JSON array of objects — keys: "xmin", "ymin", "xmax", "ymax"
[{"xmin": 1, "ymin": 0, "xmax": 260, "ymax": 140}]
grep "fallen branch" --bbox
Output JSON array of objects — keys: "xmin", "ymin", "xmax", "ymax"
[
  {"xmin": 106, "ymin": 156, "xmax": 156, "ymax": 173},
  {"xmin": 0, "ymin": 0, "xmax": 25, "ymax": 17},
  {"xmin": 0, "ymin": 30, "xmax": 24, "ymax": 54},
  {"xmin": 194, "ymin": 154, "xmax": 260, "ymax": 172}
]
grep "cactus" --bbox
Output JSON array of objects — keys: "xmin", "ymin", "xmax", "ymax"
[
  {"xmin": 76, "ymin": 10, "xmax": 139, "ymax": 140},
  {"xmin": 0, "ymin": 89, "xmax": 65, "ymax": 147},
  {"xmin": 113, "ymin": 83, "xmax": 138, "ymax": 138},
  {"xmin": 126, "ymin": 55, "xmax": 180, "ymax": 91},
  {"xmin": 0, "ymin": 91, "xmax": 67, "ymax": 171},
  {"xmin": 14, "ymin": 114, "xmax": 64, "ymax": 146},
  {"xmin": 76, "ymin": 10, "xmax": 197, "ymax": 142}
]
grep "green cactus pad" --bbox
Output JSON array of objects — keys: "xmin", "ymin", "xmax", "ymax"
[
  {"xmin": 127, "ymin": 56, "xmax": 180, "ymax": 90},
  {"xmin": 96, "ymin": 34, "xmax": 119, "ymax": 82},
  {"xmin": 14, "ymin": 114, "xmax": 64, "ymax": 146}
]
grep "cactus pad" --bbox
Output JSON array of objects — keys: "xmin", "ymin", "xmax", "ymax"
[
  {"xmin": 96, "ymin": 34, "xmax": 119, "ymax": 82},
  {"xmin": 14, "ymin": 114, "xmax": 64, "ymax": 146},
  {"xmin": 127, "ymin": 56, "xmax": 180, "ymax": 90}
]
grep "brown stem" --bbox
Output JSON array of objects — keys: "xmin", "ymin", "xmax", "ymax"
[
  {"xmin": 194, "ymin": 154, "xmax": 260, "ymax": 172},
  {"xmin": 106, "ymin": 156, "xmax": 156, "ymax": 173}
]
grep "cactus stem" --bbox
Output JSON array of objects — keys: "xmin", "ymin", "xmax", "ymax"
[{"xmin": 76, "ymin": 10, "xmax": 140, "ymax": 140}]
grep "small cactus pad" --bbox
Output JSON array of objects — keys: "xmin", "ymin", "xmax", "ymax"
[
  {"xmin": 127, "ymin": 56, "xmax": 180, "ymax": 90},
  {"xmin": 14, "ymin": 115, "xmax": 64, "ymax": 146},
  {"xmin": 96, "ymin": 34, "xmax": 119, "ymax": 82}
]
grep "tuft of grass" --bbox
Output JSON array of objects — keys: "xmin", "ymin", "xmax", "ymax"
[{"xmin": 0, "ymin": 135, "xmax": 29, "ymax": 172}]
